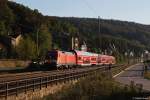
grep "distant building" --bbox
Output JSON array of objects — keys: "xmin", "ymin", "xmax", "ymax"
[
  {"xmin": 72, "ymin": 37, "xmax": 79, "ymax": 50},
  {"xmin": 9, "ymin": 34, "xmax": 22, "ymax": 47},
  {"xmin": 0, "ymin": 34, "xmax": 22, "ymax": 58},
  {"xmin": 0, "ymin": 34, "xmax": 22, "ymax": 51},
  {"xmin": 81, "ymin": 44, "xmax": 87, "ymax": 52}
]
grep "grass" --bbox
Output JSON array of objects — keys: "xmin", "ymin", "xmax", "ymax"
[
  {"xmin": 43, "ymin": 72, "xmax": 143, "ymax": 100},
  {"xmin": 42, "ymin": 63, "xmax": 144, "ymax": 100},
  {"xmin": 144, "ymin": 71, "xmax": 150, "ymax": 80},
  {"xmin": 143, "ymin": 59, "xmax": 150, "ymax": 79}
]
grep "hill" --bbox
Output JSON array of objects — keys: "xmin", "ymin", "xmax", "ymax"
[
  {"xmin": 53, "ymin": 17, "xmax": 150, "ymax": 55},
  {"xmin": 0, "ymin": 0, "xmax": 149, "ymax": 60}
]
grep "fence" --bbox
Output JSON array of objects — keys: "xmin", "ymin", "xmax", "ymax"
[{"xmin": 0, "ymin": 67, "xmax": 101, "ymax": 98}]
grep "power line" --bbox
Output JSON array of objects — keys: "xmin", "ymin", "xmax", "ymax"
[
  {"xmin": 82, "ymin": 0, "xmax": 98, "ymax": 16},
  {"xmin": 82, "ymin": 0, "xmax": 102, "ymax": 53},
  {"xmin": 98, "ymin": 16, "xmax": 101, "ymax": 52}
]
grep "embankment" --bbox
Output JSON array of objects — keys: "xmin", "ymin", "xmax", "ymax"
[{"xmin": 0, "ymin": 59, "xmax": 31, "ymax": 68}]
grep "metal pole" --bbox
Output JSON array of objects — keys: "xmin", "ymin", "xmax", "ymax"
[
  {"xmin": 6, "ymin": 83, "xmax": 8, "ymax": 99},
  {"xmin": 40, "ymin": 78, "xmax": 42, "ymax": 90},
  {"xmin": 72, "ymin": 37, "xmax": 74, "ymax": 50},
  {"xmin": 33, "ymin": 80, "xmax": 35, "ymax": 92},
  {"xmin": 37, "ymin": 29, "xmax": 39, "ymax": 57},
  {"xmin": 46, "ymin": 77, "xmax": 48, "ymax": 88},
  {"xmin": 98, "ymin": 16, "xmax": 101, "ymax": 53},
  {"xmin": 16, "ymin": 82, "xmax": 18, "ymax": 96},
  {"xmin": 25, "ymin": 80, "xmax": 27, "ymax": 94}
]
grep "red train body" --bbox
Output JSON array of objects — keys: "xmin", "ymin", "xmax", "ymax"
[
  {"xmin": 75, "ymin": 50, "xmax": 94, "ymax": 66},
  {"xmin": 45, "ymin": 50, "xmax": 76, "ymax": 67},
  {"xmin": 45, "ymin": 50, "xmax": 116, "ymax": 68}
]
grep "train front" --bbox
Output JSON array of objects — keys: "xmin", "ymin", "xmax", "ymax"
[{"xmin": 45, "ymin": 50, "xmax": 58, "ymax": 67}]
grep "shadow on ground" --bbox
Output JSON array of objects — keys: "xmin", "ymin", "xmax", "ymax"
[{"xmin": 0, "ymin": 63, "xmax": 56, "ymax": 74}]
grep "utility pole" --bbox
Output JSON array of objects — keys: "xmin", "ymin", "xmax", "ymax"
[
  {"xmin": 36, "ymin": 29, "xmax": 39, "ymax": 58},
  {"xmin": 98, "ymin": 16, "xmax": 101, "ymax": 53},
  {"xmin": 72, "ymin": 37, "xmax": 74, "ymax": 50}
]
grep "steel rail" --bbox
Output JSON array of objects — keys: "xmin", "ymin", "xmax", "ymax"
[
  {"xmin": 0, "ymin": 63, "xmax": 133, "ymax": 98},
  {"xmin": 0, "ymin": 66, "xmax": 103, "ymax": 98}
]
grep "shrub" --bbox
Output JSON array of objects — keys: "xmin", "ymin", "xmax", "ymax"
[{"xmin": 43, "ymin": 72, "xmax": 143, "ymax": 100}]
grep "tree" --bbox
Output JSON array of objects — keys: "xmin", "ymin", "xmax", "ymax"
[
  {"xmin": 0, "ymin": 21, "xmax": 6, "ymax": 35},
  {"xmin": 0, "ymin": 48, "xmax": 7, "ymax": 59},
  {"xmin": 16, "ymin": 36, "xmax": 36, "ymax": 59},
  {"xmin": 0, "ymin": 0, "xmax": 15, "ymax": 34},
  {"xmin": 38, "ymin": 24, "xmax": 52, "ymax": 58}
]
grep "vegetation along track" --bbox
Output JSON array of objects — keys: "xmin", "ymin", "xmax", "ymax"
[
  {"xmin": 0, "ymin": 64, "xmax": 130, "ymax": 98},
  {"xmin": 0, "ymin": 64, "xmax": 128, "ymax": 83}
]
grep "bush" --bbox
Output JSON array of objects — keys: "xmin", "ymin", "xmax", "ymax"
[{"xmin": 43, "ymin": 73, "xmax": 142, "ymax": 100}]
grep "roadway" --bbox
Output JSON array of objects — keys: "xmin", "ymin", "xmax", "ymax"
[{"xmin": 114, "ymin": 63, "xmax": 150, "ymax": 91}]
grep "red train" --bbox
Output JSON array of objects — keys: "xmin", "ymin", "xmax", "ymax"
[{"xmin": 45, "ymin": 50, "xmax": 116, "ymax": 68}]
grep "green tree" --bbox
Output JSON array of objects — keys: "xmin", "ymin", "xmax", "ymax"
[
  {"xmin": 38, "ymin": 24, "xmax": 52, "ymax": 58},
  {"xmin": 0, "ymin": 49, "xmax": 7, "ymax": 59},
  {"xmin": 16, "ymin": 36, "xmax": 36, "ymax": 59},
  {"xmin": 0, "ymin": 21, "xmax": 6, "ymax": 35},
  {"xmin": 0, "ymin": 0, "xmax": 15, "ymax": 35}
]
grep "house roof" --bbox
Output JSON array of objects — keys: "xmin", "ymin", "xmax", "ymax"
[
  {"xmin": 74, "ymin": 50, "xmax": 96, "ymax": 56},
  {"xmin": 9, "ymin": 34, "xmax": 21, "ymax": 39}
]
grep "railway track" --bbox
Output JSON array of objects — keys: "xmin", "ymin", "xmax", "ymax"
[
  {"xmin": 0, "ymin": 65, "xmax": 107, "ymax": 83},
  {"xmin": 0, "ymin": 70, "xmax": 65, "ymax": 83},
  {"xmin": 0, "ymin": 64, "xmax": 129, "ymax": 98},
  {"xmin": 0, "ymin": 65, "xmax": 107, "ymax": 98}
]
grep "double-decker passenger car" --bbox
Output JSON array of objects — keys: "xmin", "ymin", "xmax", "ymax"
[
  {"xmin": 73, "ymin": 50, "xmax": 94, "ymax": 66},
  {"xmin": 45, "ymin": 50, "xmax": 116, "ymax": 69}
]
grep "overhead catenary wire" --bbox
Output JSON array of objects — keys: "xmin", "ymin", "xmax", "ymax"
[
  {"xmin": 81, "ymin": 0, "xmax": 102, "ymax": 53},
  {"xmin": 82, "ymin": 0, "xmax": 98, "ymax": 16},
  {"xmin": 82, "ymin": 0, "xmax": 118, "ymax": 54}
]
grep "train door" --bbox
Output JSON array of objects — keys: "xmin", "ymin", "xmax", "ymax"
[{"xmin": 83, "ymin": 56, "xmax": 91, "ymax": 65}]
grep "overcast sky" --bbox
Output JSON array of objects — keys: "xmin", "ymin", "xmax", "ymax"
[{"xmin": 13, "ymin": 0, "xmax": 150, "ymax": 25}]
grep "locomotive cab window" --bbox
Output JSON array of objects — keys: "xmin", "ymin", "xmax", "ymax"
[
  {"xmin": 45, "ymin": 55, "xmax": 50, "ymax": 59},
  {"xmin": 48, "ymin": 51, "xmax": 58, "ymax": 60}
]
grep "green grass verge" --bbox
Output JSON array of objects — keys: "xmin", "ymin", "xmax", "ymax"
[
  {"xmin": 144, "ymin": 71, "xmax": 150, "ymax": 80},
  {"xmin": 43, "ymin": 72, "xmax": 143, "ymax": 100}
]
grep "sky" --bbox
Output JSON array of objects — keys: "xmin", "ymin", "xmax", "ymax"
[{"xmin": 13, "ymin": 0, "xmax": 150, "ymax": 25}]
